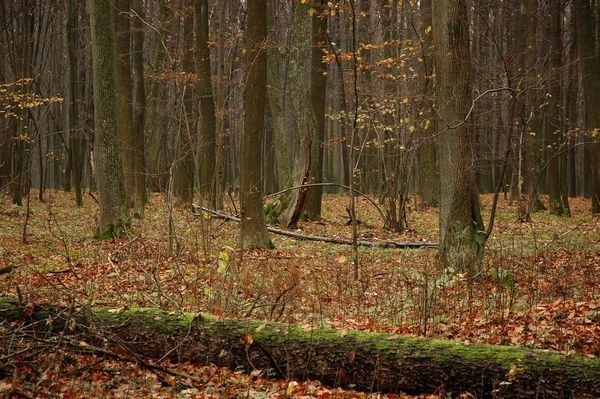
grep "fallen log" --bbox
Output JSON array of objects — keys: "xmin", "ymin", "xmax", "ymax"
[
  {"xmin": 1, "ymin": 298, "xmax": 598, "ymax": 398},
  {"xmin": 193, "ymin": 205, "xmax": 438, "ymax": 249}
]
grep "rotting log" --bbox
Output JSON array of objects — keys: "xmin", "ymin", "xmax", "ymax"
[
  {"xmin": 0, "ymin": 298, "xmax": 598, "ymax": 398},
  {"xmin": 193, "ymin": 205, "xmax": 438, "ymax": 249}
]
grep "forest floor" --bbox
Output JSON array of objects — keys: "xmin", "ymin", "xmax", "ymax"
[{"xmin": 0, "ymin": 190, "xmax": 599, "ymax": 398}]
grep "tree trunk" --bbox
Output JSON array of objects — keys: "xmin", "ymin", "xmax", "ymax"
[
  {"xmin": 174, "ymin": 5, "xmax": 196, "ymax": 205},
  {"xmin": 546, "ymin": 0, "xmax": 565, "ymax": 216},
  {"xmin": 433, "ymin": 0, "xmax": 485, "ymax": 275},
  {"xmin": 1, "ymin": 298, "xmax": 598, "ymax": 398},
  {"xmin": 575, "ymin": 0, "xmax": 600, "ymax": 214},
  {"xmin": 11, "ymin": 0, "xmax": 32, "ymax": 207},
  {"xmin": 67, "ymin": 0, "xmax": 85, "ymax": 207},
  {"xmin": 115, "ymin": 0, "xmax": 136, "ymax": 209},
  {"xmin": 275, "ymin": 2, "xmax": 313, "ymax": 228},
  {"xmin": 90, "ymin": 0, "xmax": 130, "ymax": 237},
  {"xmin": 417, "ymin": 0, "xmax": 439, "ymax": 208},
  {"xmin": 195, "ymin": 0, "xmax": 217, "ymax": 208},
  {"xmin": 240, "ymin": 0, "xmax": 271, "ymax": 249},
  {"xmin": 131, "ymin": 0, "xmax": 147, "ymax": 217},
  {"xmin": 304, "ymin": 0, "xmax": 328, "ymax": 220}
]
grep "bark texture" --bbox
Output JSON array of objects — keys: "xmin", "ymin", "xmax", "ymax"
[
  {"xmin": 115, "ymin": 0, "xmax": 136, "ymax": 208},
  {"xmin": 90, "ymin": 0, "xmax": 130, "ymax": 237},
  {"xmin": 575, "ymin": 0, "xmax": 600, "ymax": 214},
  {"xmin": 195, "ymin": 0, "xmax": 217, "ymax": 208},
  {"xmin": 417, "ymin": 0, "xmax": 439, "ymax": 208},
  {"xmin": 67, "ymin": 0, "xmax": 86, "ymax": 207},
  {"xmin": 304, "ymin": 0, "xmax": 328, "ymax": 220},
  {"xmin": 432, "ymin": 0, "xmax": 485, "ymax": 274},
  {"xmin": 131, "ymin": 0, "xmax": 147, "ymax": 217},
  {"xmin": 1, "ymin": 298, "xmax": 598, "ymax": 398},
  {"xmin": 240, "ymin": 0, "xmax": 271, "ymax": 249}
]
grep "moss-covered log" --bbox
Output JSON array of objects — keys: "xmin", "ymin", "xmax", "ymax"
[{"xmin": 1, "ymin": 298, "xmax": 598, "ymax": 398}]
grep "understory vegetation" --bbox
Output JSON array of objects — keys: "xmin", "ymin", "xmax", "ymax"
[{"xmin": 1, "ymin": 191, "xmax": 598, "ymax": 398}]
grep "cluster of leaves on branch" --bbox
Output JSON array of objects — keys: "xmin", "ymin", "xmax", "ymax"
[{"xmin": 0, "ymin": 78, "xmax": 63, "ymax": 119}]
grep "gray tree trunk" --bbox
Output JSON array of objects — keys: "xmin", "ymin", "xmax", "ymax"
[
  {"xmin": 432, "ymin": 0, "xmax": 485, "ymax": 275},
  {"xmin": 90, "ymin": 0, "xmax": 130, "ymax": 237},
  {"xmin": 115, "ymin": 0, "xmax": 137, "ymax": 208}
]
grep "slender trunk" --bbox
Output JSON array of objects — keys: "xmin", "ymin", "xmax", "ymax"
[
  {"xmin": 575, "ymin": 0, "xmax": 600, "ymax": 214},
  {"xmin": 195, "ymin": 0, "xmax": 217, "ymax": 207},
  {"xmin": 114, "ymin": 0, "xmax": 136, "ymax": 208},
  {"xmin": 304, "ymin": 0, "xmax": 328, "ymax": 220},
  {"xmin": 131, "ymin": 0, "xmax": 147, "ymax": 217},
  {"xmin": 174, "ymin": 6, "xmax": 195, "ymax": 204},
  {"xmin": 416, "ymin": 0, "xmax": 439, "ymax": 208}
]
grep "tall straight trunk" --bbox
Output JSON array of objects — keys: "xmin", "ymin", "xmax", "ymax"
[
  {"xmin": 11, "ymin": 1, "xmax": 32, "ymax": 206},
  {"xmin": 90, "ymin": 0, "xmax": 130, "ymax": 237},
  {"xmin": 174, "ymin": 6, "xmax": 195, "ymax": 204},
  {"xmin": 266, "ymin": 0, "xmax": 291, "ymax": 192},
  {"xmin": 277, "ymin": 2, "xmax": 313, "ymax": 228},
  {"xmin": 115, "ymin": 0, "xmax": 136, "ymax": 208},
  {"xmin": 416, "ymin": 0, "xmax": 439, "ymax": 208},
  {"xmin": 145, "ymin": 2, "xmax": 169, "ymax": 193},
  {"xmin": 240, "ymin": 0, "xmax": 271, "ymax": 249},
  {"xmin": 433, "ymin": 0, "xmax": 485, "ymax": 275},
  {"xmin": 575, "ymin": 0, "xmax": 600, "ymax": 214},
  {"xmin": 546, "ymin": 0, "xmax": 566, "ymax": 215},
  {"xmin": 195, "ymin": 0, "xmax": 217, "ymax": 208},
  {"xmin": 304, "ymin": 0, "xmax": 328, "ymax": 220},
  {"xmin": 263, "ymin": 104, "xmax": 277, "ymax": 194},
  {"xmin": 131, "ymin": 0, "xmax": 146, "ymax": 217}
]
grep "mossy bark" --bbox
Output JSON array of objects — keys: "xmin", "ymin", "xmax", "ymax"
[{"xmin": 1, "ymin": 298, "xmax": 598, "ymax": 398}]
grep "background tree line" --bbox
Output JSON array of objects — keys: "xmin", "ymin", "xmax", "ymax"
[{"xmin": 0, "ymin": 0, "xmax": 598, "ymax": 274}]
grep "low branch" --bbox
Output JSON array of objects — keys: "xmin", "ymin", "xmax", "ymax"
[
  {"xmin": 193, "ymin": 205, "xmax": 437, "ymax": 249},
  {"xmin": 1, "ymin": 298, "xmax": 598, "ymax": 398}
]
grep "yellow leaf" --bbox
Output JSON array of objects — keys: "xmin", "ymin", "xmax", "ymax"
[{"xmin": 337, "ymin": 255, "xmax": 347, "ymax": 264}]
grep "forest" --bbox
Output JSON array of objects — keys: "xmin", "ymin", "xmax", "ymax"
[{"xmin": 0, "ymin": 0, "xmax": 599, "ymax": 397}]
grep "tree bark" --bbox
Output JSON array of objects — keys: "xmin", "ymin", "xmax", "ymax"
[
  {"xmin": 575, "ymin": 0, "xmax": 600, "ymax": 214},
  {"xmin": 131, "ymin": 0, "xmax": 147, "ymax": 217},
  {"xmin": 432, "ymin": 0, "xmax": 485, "ymax": 275},
  {"xmin": 174, "ymin": 5, "xmax": 196, "ymax": 205},
  {"xmin": 1, "ymin": 298, "xmax": 598, "ymax": 398},
  {"xmin": 195, "ymin": 0, "xmax": 217, "ymax": 208},
  {"xmin": 67, "ymin": 0, "xmax": 86, "ymax": 207},
  {"xmin": 304, "ymin": 0, "xmax": 328, "ymax": 220},
  {"xmin": 416, "ymin": 0, "xmax": 439, "ymax": 208},
  {"xmin": 240, "ymin": 0, "xmax": 271, "ymax": 249},
  {"xmin": 546, "ymin": 0, "xmax": 565, "ymax": 216},
  {"xmin": 90, "ymin": 0, "xmax": 130, "ymax": 237},
  {"xmin": 115, "ymin": 0, "xmax": 137, "ymax": 209},
  {"xmin": 277, "ymin": 1, "xmax": 313, "ymax": 228}
]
